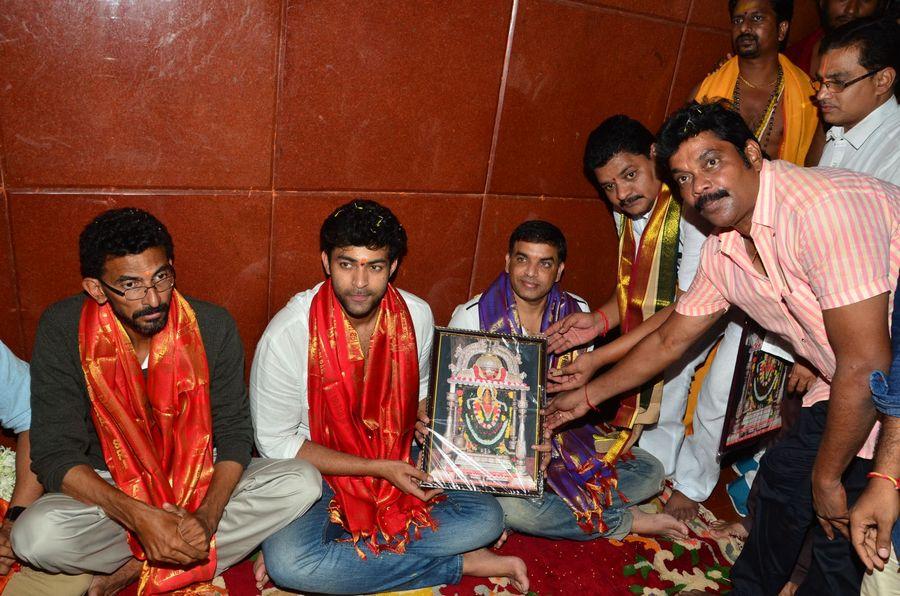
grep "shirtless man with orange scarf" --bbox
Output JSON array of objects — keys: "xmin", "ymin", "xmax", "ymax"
[
  {"xmin": 12, "ymin": 208, "xmax": 321, "ymax": 595},
  {"xmin": 250, "ymin": 199, "xmax": 528, "ymax": 594}
]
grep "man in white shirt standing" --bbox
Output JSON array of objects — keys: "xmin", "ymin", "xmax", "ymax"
[
  {"xmin": 250, "ymin": 199, "xmax": 528, "ymax": 594},
  {"xmin": 548, "ymin": 115, "xmax": 745, "ymax": 523},
  {"xmin": 816, "ymin": 17, "xmax": 900, "ymax": 185}
]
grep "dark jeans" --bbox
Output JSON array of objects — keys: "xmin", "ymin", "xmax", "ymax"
[{"xmin": 730, "ymin": 401, "xmax": 871, "ymax": 595}]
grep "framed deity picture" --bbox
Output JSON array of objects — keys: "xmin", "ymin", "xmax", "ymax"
[
  {"xmin": 419, "ymin": 327, "xmax": 546, "ymax": 497},
  {"xmin": 719, "ymin": 318, "xmax": 792, "ymax": 455}
]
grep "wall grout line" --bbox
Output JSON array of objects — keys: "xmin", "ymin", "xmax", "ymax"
[
  {"xmin": 467, "ymin": 194, "xmax": 490, "ymax": 299},
  {"xmin": 482, "ymin": 0, "xmax": 519, "ymax": 196},
  {"xmin": 267, "ymin": 0, "xmax": 290, "ymax": 320},
  {"xmin": 663, "ymin": 0, "xmax": 695, "ymax": 116}
]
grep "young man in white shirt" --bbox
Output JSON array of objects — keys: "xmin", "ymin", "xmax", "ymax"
[{"xmin": 251, "ymin": 199, "xmax": 528, "ymax": 594}]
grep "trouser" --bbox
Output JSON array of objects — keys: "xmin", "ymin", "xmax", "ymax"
[
  {"xmin": 11, "ymin": 458, "xmax": 321, "ymax": 576},
  {"xmin": 730, "ymin": 402, "xmax": 871, "ymax": 595},
  {"xmin": 262, "ymin": 482, "xmax": 504, "ymax": 595},
  {"xmin": 860, "ymin": 545, "xmax": 900, "ymax": 595},
  {"xmin": 640, "ymin": 316, "xmax": 741, "ymax": 502},
  {"xmin": 496, "ymin": 446, "xmax": 664, "ymax": 540}
]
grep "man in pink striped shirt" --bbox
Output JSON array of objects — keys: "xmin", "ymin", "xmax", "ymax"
[{"xmin": 546, "ymin": 101, "xmax": 900, "ymax": 594}]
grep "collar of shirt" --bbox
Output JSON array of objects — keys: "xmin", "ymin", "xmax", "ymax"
[{"xmin": 825, "ymin": 96, "xmax": 899, "ymax": 150}]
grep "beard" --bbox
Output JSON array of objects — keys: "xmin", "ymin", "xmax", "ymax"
[
  {"xmin": 114, "ymin": 301, "xmax": 171, "ymax": 337},
  {"xmin": 734, "ymin": 33, "xmax": 761, "ymax": 58}
]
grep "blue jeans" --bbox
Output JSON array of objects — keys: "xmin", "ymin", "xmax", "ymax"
[
  {"xmin": 262, "ymin": 481, "xmax": 504, "ymax": 594},
  {"xmin": 496, "ymin": 446, "xmax": 664, "ymax": 540}
]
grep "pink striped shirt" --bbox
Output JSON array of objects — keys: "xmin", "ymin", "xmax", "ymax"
[{"xmin": 677, "ymin": 160, "xmax": 900, "ymax": 458}]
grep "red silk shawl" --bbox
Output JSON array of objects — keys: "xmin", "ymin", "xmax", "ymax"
[
  {"xmin": 307, "ymin": 280, "xmax": 436, "ymax": 555},
  {"xmin": 79, "ymin": 291, "xmax": 216, "ymax": 594}
]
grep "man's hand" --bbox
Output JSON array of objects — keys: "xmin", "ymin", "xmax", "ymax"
[
  {"xmin": 131, "ymin": 504, "xmax": 209, "ymax": 565},
  {"xmin": 415, "ymin": 401, "xmax": 430, "ymax": 444},
  {"xmin": 812, "ymin": 474, "xmax": 851, "ymax": 541},
  {"xmin": 162, "ymin": 503, "xmax": 214, "ymax": 554},
  {"xmin": 543, "ymin": 388, "xmax": 591, "ymax": 432},
  {"xmin": 850, "ymin": 479, "xmax": 899, "ymax": 572},
  {"xmin": 547, "ymin": 352, "xmax": 604, "ymax": 393},
  {"xmin": 533, "ymin": 439, "xmax": 553, "ymax": 473},
  {"xmin": 545, "ymin": 312, "xmax": 605, "ymax": 355},
  {"xmin": 0, "ymin": 520, "xmax": 16, "ymax": 575},
  {"xmin": 787, "ymin": 360, "xmax": 817, "ymax": 396},
  {"xmin": 374, "ymin": 460, "xmax": 442, "ymax": 502}
]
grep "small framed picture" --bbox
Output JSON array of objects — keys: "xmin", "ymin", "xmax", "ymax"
[
  {"xmin": 419, "ymin": 327, "xmax": 545, "ymax": 497},
  {"xmin": 719, "ymin": 318, "xmax": 791, "ymax": 455}
]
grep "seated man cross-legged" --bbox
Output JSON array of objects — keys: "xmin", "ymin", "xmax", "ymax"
[
  {"xmin": 12, "ymin": 208, "xmax": 321, "ymax": 595},
  {"xmin": 448, "ymin": 220, "xmax": 687, "ymax": 542},
  {"xmin": 250, "ymin": 199, "xmax": 528, "ymax": 594}
]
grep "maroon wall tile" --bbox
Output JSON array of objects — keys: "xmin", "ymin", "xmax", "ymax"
[
  {"xmin": 667, "ymin": 27, "xmax": 734, "ymax": 113},
  {"xmin": 470, "ymin": 195, "xmax": 618, "ymax": 311},
  {"xmin": 8, "ymin": 193, "xmax": 271, "ymax": 360},
  {"xmin": 0, "ymin": 190, "xmax": 23, "ymax": 355},
  {"xmin": 273, "ymin": 1, "xmax": 512, "ymax": 193},
  {"xmin": 488, "ymin": 0, "xmax": 684, "ymax": 198},
  {"xmin": 578, "ymin": 0, "xmax": 692, "ymax": 22},
  {"xmin": 270, "ymin": 193, "xmax": 482, "ymax": 326},
  {"xmin": 0, "ymin": 1, "xmax": 280, "ymax": 189}
]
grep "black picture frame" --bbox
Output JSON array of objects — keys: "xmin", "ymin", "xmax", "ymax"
[{"xmin": 419, "ymin": 327, "xmax": 545, "ymax": 497}]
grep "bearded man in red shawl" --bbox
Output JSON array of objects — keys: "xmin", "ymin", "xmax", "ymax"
[
  {"xmin": 250, "ymin": 199, "xmax": 528, "ymax": 594},
  {"xmin": 13, "ymin": 208, "xmax": 320, "ymax": 595}
]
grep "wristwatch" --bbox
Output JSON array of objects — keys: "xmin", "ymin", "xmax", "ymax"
[{"xmin": 3, "ymin": 506, "xmax": 26, "ymax": 522}]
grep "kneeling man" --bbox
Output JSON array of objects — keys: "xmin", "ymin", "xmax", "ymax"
[
  {"xmin": 12, "ymin": 208, "xmax": 320, "ymax": 594},
  {"xmin": 251, "ymin": 199, "xmax": 527, "ymax": 594},
  {"xmin": 449, "ymin": 220, "xmax": 686, "ymax": 541}
]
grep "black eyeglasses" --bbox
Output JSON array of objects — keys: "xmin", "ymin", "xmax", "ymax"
[
  {"xmin": 812, "ymin": 68, "xmax": 880, "ymax": 93},
  {"xmin": 100, "ymin": 268, "xmax": 176, "ymax": 301}
]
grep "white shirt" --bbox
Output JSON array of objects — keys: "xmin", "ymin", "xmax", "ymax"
[
  {"xmin": 614, "ymin": 204, "xmax": 709, "ymax": 292},
  {"xmin": 818, "ymin": 97, "xmax": 900, "ymax": 186},
  {"xmin": 448, "ymin": 291, "xmax": 590, "ymax": 331},
  {"xmin": 250, "ymin": 282, "xmax": 435, "ymax": 459}
]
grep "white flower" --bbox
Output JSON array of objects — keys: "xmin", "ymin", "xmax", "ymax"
[{"xmin": 0, "ymin": 447, "xmax": 17, "ymax": 503}]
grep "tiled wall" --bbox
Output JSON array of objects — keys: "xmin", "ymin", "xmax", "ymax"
[{"xmin": 0, "ymin": 0, "xmax": 819, "ymax": 360}]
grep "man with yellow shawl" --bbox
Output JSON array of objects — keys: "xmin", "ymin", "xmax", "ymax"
[
  {"xmin": 694, "ymin": 0, "xmax": 824, "ymax": 165},
  {"xmin": 250, "ymin": 200, "xmax": 528, "ymax": 594},
  {"xmin": 12, "ymin": 208, "xmax": 321, "ymax": 595}
]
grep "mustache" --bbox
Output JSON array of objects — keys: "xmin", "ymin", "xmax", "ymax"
[
  {"xmin": 132, "ymin": 302, "xmax": 170, "ymax": 321},
  {"xmin": 619, "ymin": 195, "xmax": 645, "ymax": 208},
  {"xmin": 696, "ymin": 189, "xmax": 729, "ymax": 212},
  {"xmin": 736, "ymin": 33, "xmax": 758, "ymax": 45}
]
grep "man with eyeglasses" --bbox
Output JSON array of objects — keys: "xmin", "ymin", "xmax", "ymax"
[
  {"xmin": 815, "ymin": 17, "xmax": 900, "ymax": 185},
  {"xmin": 11, "ymin": 208, "xmax": 321, "ymax": 594}
]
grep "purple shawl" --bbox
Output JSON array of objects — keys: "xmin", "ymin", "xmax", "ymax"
[{"xmin": 478, "ymin": 273, "xmax": 620, "ymax": 534}]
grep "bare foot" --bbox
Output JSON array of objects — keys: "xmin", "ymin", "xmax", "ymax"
[
  {"xmin": 462, "ymin": 548, "xmax": 529, "ymax": 593},
  {"xmin": 664, "ymin": 489, "xmax": 700, "ymax": 522},
  {"xmin": 709, "ymin": 520, "xmax": 749, "ymax": 541},
  {"xmin": 88, "ymin": 558, "xmax": 142, "ymax": 596},
  {"xmin": 253, "ymin": 552, "xmax": 269, "ymax": 591},
  {"xmin": 778, "ymin": 581, "xmax": 799, "ymax": 596},
  {"xmin": 630, "ymin": 507, "xmax": 689, "ymax": 539},
  {"xmin": 493, "ymin": 529, "xmax": 512, "ymax": 549}
]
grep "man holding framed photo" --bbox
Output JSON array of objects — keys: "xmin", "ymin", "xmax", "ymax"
[
  {"xmin": 250, "ymin": 199, "xmax": 528, "ymax": 594},
  {"xmin": 448, "ymin": 220, "xmax": 687, "ymax": 542}
]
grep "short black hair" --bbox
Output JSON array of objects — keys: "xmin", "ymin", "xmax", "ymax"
[
  {"xmin": 508, "ymin": 220, "xmax": 567, "ymax": 263},
  {"xmin": 655, "ymin": 100, "xmax": 758, "ymax": 176},
  {"xmin": 584, "ymin": 115, "xmax": 655, "ymax": 172},
  {"xmin": 820, "ymin": 17, "xmax": 899, "ymax": 92},
  {"xmin": 79, "ymin": 208, "xmax": 174, "ymax": 279},
  {"xmin": 729, "ymin": 0, "xmax": 794, "ymax": 23},
  {"xmin": 320, "ymin": 199, "xmax": 407, "ymax": 263}
]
